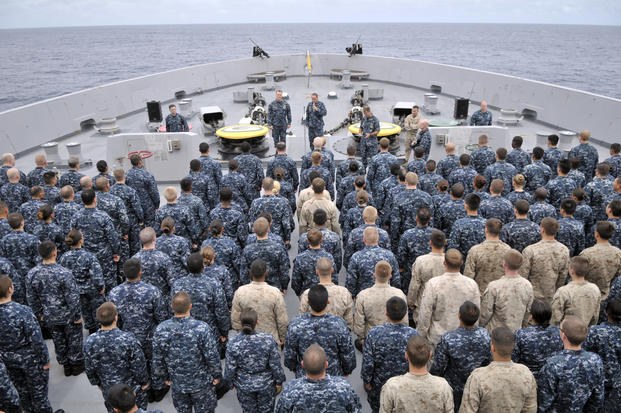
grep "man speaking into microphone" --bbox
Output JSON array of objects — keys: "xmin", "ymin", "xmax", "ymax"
[{"xmin": 305, "ymin": 92, "xmax": 327, "ymax": 150}]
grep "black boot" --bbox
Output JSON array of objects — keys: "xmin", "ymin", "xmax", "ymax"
[
  {"xmin": 151, "ymin": 385, "xmax": 170, "ymax": 402},
  {"xmin": 71, "ymin": 362, "xmax": 85, "ymax": 376},
  {"xmin": 354, "ymin": 338, "xmax": 363, "ymax": 352},
  {"xmin": 63, "ymin": 365, "xmax": 72, "ymax": 377}
]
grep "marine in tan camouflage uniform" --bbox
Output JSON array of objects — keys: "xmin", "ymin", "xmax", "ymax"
[
  {"xmin": 519, "ymin": 217, "xmax": 570, "ymax": 303},
  {"xmin": 299, "ymin": 178, "xmax": 340, "ymax": 235},
  {"xmin": 464, "ymin": 218, "xmax": 512, "ymax": 294},
  {"xmin": 407, "ymin": 230, "xmax": 446, "ymax": 319},
  {"xmin": 299, "ymin": 257, "xmax": 354, "ymax": 330},
  {"xmin": 231, "ymin": 258, "xmax": 289, "ymax": 344},
  {"xmin": 579, "ymin": 221, "xmax": 621, "ymax": 300},
  {"xmin": 551, "ymin": 256, "xmax": 601, "ymax": 326},
  {"xmin": 460, "ymin": 327, "xmax": 537, "ymax": 413},
  {"xmin": 480, "ymin": 249, "xmax": 534, "ymax": 332}
]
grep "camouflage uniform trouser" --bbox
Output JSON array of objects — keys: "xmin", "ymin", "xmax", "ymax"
[
  {"xmin": 272, "ymin": 127, "xmax": 287, "ymax": 147},
  {"xmin": 80, "ymin": 291, "xmax": 106, "ymax": 331},
  {"xmin": 49, "ymin": 322, "xmax": 84, "ymax": 366},
  {"xmin": 308, "ymin": 126, "xmax": 323, "ymax": 150},
  {"xmin": 359, "ymin": 137, "xmax": 378, "ymax": 169},
  {"xmin": 6, "ymin": 362, "xmax": 53, "ymax": 413},
  {"xmin": 172, "ymin": 386, "xmax": 217, "ymax": 413},
  {"xmin": 236, "ymin": 386, "xmax": 276, "ymax": 413},
  {"xmin": 367, "ymin": 385, "xmax": 382, "ymax": 413}
]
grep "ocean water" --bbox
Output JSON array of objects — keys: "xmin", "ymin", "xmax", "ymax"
[{"xmin": 1, "ymin": 23, "xmax": 620, "ymax": 112}]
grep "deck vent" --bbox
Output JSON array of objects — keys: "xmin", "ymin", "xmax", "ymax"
[
  {"xmin": 522, "ymin": 109, "xmax": 538, "ymax": 120},
  {"xmin": 80, "ymin": 119, "xmax": 96, "ymax": 131},
  {"xmin": 430, "ymin": 85, "xmax": 442, "ymax": 94},
  {"xmin": 175, "ymin": 90, "xmax": 186, "ymax": 100}
]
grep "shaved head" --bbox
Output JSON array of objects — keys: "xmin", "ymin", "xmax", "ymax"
[
  {"xmin": 303, "ymin": 344, "xmax": 327, "ymax": 376},
  {"xmin": 445, "ymin": 142, "xmax": 455, "ymax": 154}
]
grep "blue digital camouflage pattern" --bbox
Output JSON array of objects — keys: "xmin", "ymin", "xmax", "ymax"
[
  {"xmin": 405, "ymin": 158, "xmax": 426, "ymax": 177},
  {"xmin": 506, "ymin": 148, "xmax": 531, "ymax": 173},
  {"xmin": 249, "ymin": 195, "xmax": 292, "ymax": 242},
  {"xmin": 336, "ymin": 173, "xmax": 358, "ymax": 210},
  {"xmin": 523, "ymin": 160, "xmax": 552, "ymax": 192},
  {"xmin": 267, "ymin": 153, "xmax": 300, "ymax": 190},
  {"xmin": 472, "ymin": 190, "xmax": 491, "ymax": 202},
  {"xmin": 469, "ymin": 110, "xmax": 492, "ymax": 126},
  {"xmin": 156, "ymin": 233, "xmax": 191, "ymax": 279},
  {"xmin": 419, "ymin": 172, "xmax": 444, "ymax": 196},
  {"xmin": 27, "ymin": 167, "xmax": 50, "ymax": 188},
  {"xmin": 208, "ymin": 205, "xmax": 248, "ymax": 248},
  {"xmin": 201, "ymin": 236, "xmax": 241, "ymax": 289},
  {"xmin": 500, "ymin": 219, "xmax": 541, "ymax": 252},
  {"xmin": 604, "ymin": 154, "xmax": 621, "ymax": 178},
  {"xmin": 556, "ymin": 217, "xmax": 585, "ymax": 256},
  {"xmin": 584, "ymin": 321, "xmax": 621, "ymax": 411},
  {"xmin": 470, "ymin": 146, "xmax": 496, "ymax": 174},
  {"xmin": 301, "ymin": 149, "xmax": 336, "ymax": 182},
  {"xmin": 447, "ymin": 215, "xmax": 487, "ymax": 258},
  {"xmin": 222, "ymin": 171, "xmax": 253, "ymax": 210},
  {"xmin": 381, "ymin": 183, "xmax": 406, "ymax": 226},
  {"xmin": 155, "ymin": 203, "xmax": 198, "ymax": 244},
  {"xmin": 608, "ymin": 218, "xmax": 621, "ymax": 250},
  {"xmin": 0, "ymin": 257, "xmax": 20, "ymax": 299},
  {"xmin": 397, "ymin": 225, "xmax": 436, "ymax": 280},
  {"xmin": 361, "ymin": 323, "xmax": 418, "ymax": 412},
  {"xmin": 165, "ymin": 113, "xmax": 188, "ymax": 132},
  {"xmin": 344, "ymin": 224, "xmax": 391, "ymax": 269},
  {"xmin": 412, "ymin": 129, "xmax": 432, "ymax": 160},
  {"xmin": 198, "ymin": 154, "xmax": 222, "ymax": 210},
  {"xmin": 544, "ymin": 147, "xmax": 565, "ymax": 178},
  {"xmin": 178, "ymin": 192, "xmax": 208, "ymax": 241},
  {"xmin": 171, "ymin": 273, "xmax": 230, "ymax": 338},
  {"xmin": 480, "ymin": 196, "xmax": 515, "ymax": 224},
  {"xmin": 203, "ymin": 264, "xmax": 234, "ymax": 309},
  {"xmin": 367, "ymin": 152, "xmax": 398, "ymax": 194},
  {"xmin": 568, "ymin": 169, "xmax": 586, "ymax": 189},
  {"xmin": 92, "ymin": 172, "xmax": 116, "ymax": 187},
  {"xmin": 275, "ymin": 375, "xmax": 362, "ymax": 413},
  {"xmin": 43, "ymin": 184, "xmax": 61, "ymax": 205},
  {"xmin": 186, "ymin": 170, "xmax": 210, "ymax": 207},
  {"xmin": 346, "ymin": 246, "xmax": 401, "ymax": 297},
  {"xmin": 95, "ymin": 191, "xmax": 130, "ymax": 237},
  {"xmin": 32, "ymin": 222, "xmax": 65, "ymax": 252},
  {"xmin": 437, "ymin": 154, "xmax": 460, "ymax": 179},
  {"xmin": 342, "ymin": 205, "xmax": 367, "ymax": 243},
  {"xmin": 430, "ymin": 326, "xmax": 492, "ymax": 409},
  {"xmin": 336, "ymin": 158, "xmax": 365, "ymax": 191},
  {"xmin": 569, "ymin": 142, "xmax": 599, "ymax": 182},
  {"xmin": 284, "ymin": 313, "xmax": 356, "ymax": 377},
  {"xmin": 0, "ymin": 218, "xmax": 10, "ymax": 240},
  {"xmin": 246, "ymin": 231, "xmax": 283, "ymax": 246},
  {"xmin": 132, "ymin": 249, "xmax": 174, "ymax": 297},
  {"xmin": 291, "ymin": 248, "xmax": 336, "ymax": 296},
  {"xmin": 437, "ymin": 199, "xmax": 466, "ymax": 236},
  {"xmin": 0, "ymin": 301, "xmax": 52, "ymax": 413},
  {"xmin": 267, "ymin": 99, "xmax": 292, "ymax": 128},
  {"xmin": 0, "ymin": 358, "xmax": 20, "ymax": 412},
  {"xmin": 575, "ymin": 202, "xmax": 594, "ymax": 247},
  {"xmin": 389, "ymin": 188, "xmax": 434, "ymax": 247},
  {"xmin": 585, "ymin": 177, "xmax": 614, "ymax": 221},
  {"xmin": 125, "ymin": 166, "xmax": 160, "ymax": 227},
  {"xmin": 300, "ymin": 165, "xmax": 334, "ymax": 200},
  {"xmin": 306, "ymin": 100, "xmax": 327, "ymax": 130},
  {"xmin": 359, "ymin": 115, "xmax": 380, "ymax": 168},
  {"xmin": 109, "ymin": 183, "xmax": 144, "ymax": 253},
  {"xmin": 0, "ymin": 230, "xmax": 40, "ymax": 304},
  {"xmin": 545, "ymin": 176, "xmax": 577, "ymax": 207},
  {"xmin": 235, "ymin": 153, "xmax": 265, "ymax": 200},
  {"xmin": 483, "ymin": 161, "xmax": 517, "ymax": 196},
  {"xmin": 538, "ymin": 349, "xmax": 604, "ymax": 412},
  {"xmin": 298, "ymin": 227, "xmax": 343, "ymax": 273},
  {"xmin": 19, "ymin": 198, "xmax": 46, "ymax": 233},
  {"xmin": 448, "ymin": 166, "xmax": 478, "ymax": 194},
  {"xmin": 512, "ymin": 324, "xmax": 563, "ymax": 381},
  {"xmin": 506, "ymin": 190, "xmax": 534, "ymax": 205},
  {"xmin": 84, "ymin": 327, "xmax": 149, "ymax": 410},
  {"xmin": 240, "ymin": 239, "xmax": 290, "ymax": 291},
  {"xmin": 59, "ymin": 170, "xmax": 85, "ymax": 193},
  {"xmin": 432, "ymin": 192, "xmax": 452, "ymax": 225},
  {"xmin": 340, "ymin": 191, "xmax": 375, "ymax": 222},
  {"xmin": 527, "ymin": 201, "xmax": 558, "ymax": 225}
]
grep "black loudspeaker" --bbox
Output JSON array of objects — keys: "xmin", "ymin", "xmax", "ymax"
[
  {"xmin": 147, "ymin": 101, "xmax": 163, "ymax": 123},
  {"xmin": 454, "ymin": 98, "xmax": 470, "ymax": 120}
]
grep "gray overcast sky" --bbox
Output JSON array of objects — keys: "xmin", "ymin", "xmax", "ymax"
[{"xmin": 0, "ymin": 0, "xmax": 619, "ymax": 28}]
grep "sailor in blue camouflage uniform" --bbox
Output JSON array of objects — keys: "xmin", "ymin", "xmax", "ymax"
[
  {"xmin": 469, "ymin": 101, "xmax": 492, "ymax": 126},
  {"xmin": 300, "ymin": 138, "xmax": 336, "ymax": 183},
  {"xmin": 32, "ymin": 205, "xmax": 66, "ymax": 254},
  {"xmin": 372, "ymin": 165, "xmax": 400, "ymax": 219},
  {"xmin": 358, "ymin": 106, "xmax": 381, "ymax": 169},
  {"xmin": 18, "ymin": 186, "xmax": 46, "ymax": 233},
  {"xmin": 202, "ymin": 220, "xmax": 241, "ymax": 290},
  {"xmin": 527, "ymin": 188, "xmax": 558, "ymax": 224},
  {"xmin": 390, "ymin": 172, "xmax": 434, "ymax": 248},
  {"xmin": 573, "ymin": 188, "xmax": 595, "ymax": 247},
  {"xmin": 556, "ymin": 199, "xmax": 586, "ymax": 257},
  {"xmin": 198, "ymin": 142, "xmax": 223, "ymax": 209},
  {"xmin": 27, "ymin": 154, "xmax": 50, "ymax": 188},
  {"xmin": 239, "ymin": 218, "xmax": 290, "ymax": 291},
  {"xmin": 26, "ymin": 241, "xmax": 84, "ymax": 374},
  {"xmin": 249, "ymin": 177, "xmax": 292, "ymax": 245},
  {"xmin": 336, "ymin": 161, "xmax": 361, "ymax": 210},
  {"xmin": 381, "ymin": 172, "xmax": 407, "ymax": 226},
  {"xmin": 340, "ymin": 177, "xmax": 374, "ymax": 218},
  {"xmin": 568, "ymin": 158, "xmax": 587, "ymax": 189},
  {"xmin": 300, "ymin": 152, "xmax": 335, "ymax": 200},
  {"xmin": 343, "ymin": 200, "xmax": 369, "ymax": 244},
  {"xmin": 94, "ymin": 177, "xmax": 130, "ymax": 256},
  {"xmin": 411, "ymin": 119, "xmax": 431, "ymax": 160},
  {"xmin": 201, "ymin": 248, "xmax": 234, "ymax": 308},
  {"xmin": 430, "ymin": 301, "xmax": 492, "ymax": 410},
  {"xmin": 208, "ymin": 187, "xmax": 248, "ymax": 249},
  {"xmin": 186, "ymin": 159, "xmax": 210, "ymax": 208},
  {"xmin": 472, "ymin": 175, "xmax": 491, "ymax": 202},
  {"xmin": 367, "ymin": 138, "xmax": 398, "ymax": 194},
  {"xmin": 512, "ymin": 299, "xmax": 564, "ymax": 382},
  {"xmin": 132, "ymin": 228, "xmax": 174, "ymax": 298},
  {"xmin": 447, "ymin": 194, "xmax": 487, "ymax": 258},
  {"xmin": 603, "ymin": 143, "xmax": 621, "ymax": 178},
  {"xmin": 305, "ymin": 93, "xmax": 327, "ymax": 149},
  {"xmin": 583, "ymin": 298, "xmax": 621, "ymax": 412},
  {"xmin": 155, "ymin": 187, "xmax": 199, "ymax": 247},
  {"xmin": 71, "ymin": 189, "xmax": 120, "ymax": 292},
  {"xmin": 537, "ymin": 315, "xmax": 605, "ymax": 412},
  {"xmin": 152, "ymin": 291, "xmax": 222, "ymax": 413},
  {"xmin": 361, "ymin": 297, "xmax": 418, "ymax": 413},
  {"xmin": 0, "ymin": 153, "xmax": 27, "ymax": 187},
  {"xmin": 482, "ymin": 148, "xmax": 517, "ymax": 196},
  {"xmin": 92, "ymin": 160, "xmax": 116, "ymax": 186},
  {"xmin": 470, "ymin": 134, "xmax": 496, "ymax": 174},
  {"xmin": 267, "ymin": 142, "xmax": 300, "ymax": 191},
  {"xmin": 345, "ymin": 212, "xmax": 391, "ymax": 268},
  {"xmin": 480, "ymin": 179, "xmax": 515, "ymax": 224},
  {"xmin": 156, "ymin": 217, "xmax": 191, "ymax": 279},
  {"xmin": 109, "ymin": 169, "xmax": 144, "ymax": 255},
  {"xmin": 506, "ymin": 175, "xmax": 534, "ymax": 206},
  {"xmin": 42, "ymin": 172, "xmax": 61, "ymax": 205},
  {"xmin": 346, "ymin": 227, "xmax": 401, "ymax": 297},
  {"xmin": 506, "ymin": 136, "xmax": 531, "ymax": 173},
  {"xmin": 336, "ymin": 145, "xmax": 365, "ymax": 191},
  {"xmin": 84, "ymin": 302, "xmax": 150, "ymax": 412},
  {"xmin": 235, "ymin": 142, "xmax": 265, "ymax": 200},
  {"xmin": 419, "ymin": 160, "xmax": 444, "ymax": 195},
  {"xmin": 284, "ymin": 285, "xmax": 356, "ymax": 378},
  {"xmin": 0, "ymin": 274, "xmax": 54, "ymax": 413},
  {"xmin": 405, "ymin": 147, "xmax": 426, "ymax": 176},
  {"xmin": 58, "ymin": 229, "xmax": 106, "ymax": 333},
  {"xmin": 59, "ymin": 157, "xmax": 85, "ymax": 193},
  {"xmin": 585, "ymin": 163, "xmax": 614, "ymax": 221},
  {"xmin": 546, "ymin": 158, "xmax": 577, "ymax": 207},
  {"xmin": 54, "ymin": 186, "xmax": 83, "ymax": 235},
  {"xmin": 522, "ymin": 146, "xmax": 552, "ymax": 192},
  {"xmin": 543, "ymin": 134, "xmax": 565, "ymax": 177},
  {"xmin": 435, "ymin": 143, "xmax": 458, "ymax": 179},
  {"xmin": 224, "ymin": 308, "xmax": 285, "ymax": 413},
  {"xmin": 0, "ymin": 202, "xmax": 10, "ymax": 239},
  {"xmin": 222, "ymin": 159, "xmax": 253, "ymax": 211},
  {"xmin": 276, "ymin": 344, "xmax": 361, "ymax": 413},
  {"xmin": 291, "ymin": 229, "xmax": 336, "ymax": 296},
  {"xmin": 165, "ymin": 104, "xmax": 188, "ymax": 132},
  {"xmin": 298, "ymin": 209, "xmax": 343, "ymax": 273},
  {"xmin": 568, "ymin": 130, "xmax": 599, "ymax": 183},
  {"xmin": 0, "ymin": 357, "xmax": 20, "ymax": 413},
  {"xmin": 178, "ymin": 177, "xmax": 208, "ymax": 244},
  {"xmin": 437, "ymin": 184, "xmax": 466, "ymax": 237},
  {"xmin": 267, "ymin": 90, "xmax": 292, "ymax": 146},
  {"xmin": 126, "ymin": 154, "xmax": 160, "ymax": 227},
  {"xmin": 397, "ymin": 208, "xmax": 436, "ymax": 282},
  {"xmin": 448, "ymin": 154, "xmax": 477, "ymax": 194},
  {"xmin": 0, "ymin": 213, "xmax": 40, "ymax": 304},
  {"xmin": 500, "ymin": 200, "xmax": 541, "ymax": 252}
]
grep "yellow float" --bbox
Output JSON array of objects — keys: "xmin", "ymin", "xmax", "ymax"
[
  {"xmin": 216, "ymin": 124, "xmax": 269, "ymax": 140},
  {"xmin": 348, "ymin": 122, "xmax": 402, "ymax": 137}
]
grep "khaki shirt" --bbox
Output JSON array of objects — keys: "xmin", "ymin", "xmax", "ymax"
[
  {"xmin": 407, "ymin": 252, "xmax": 445, "ymax": 318},
  {"xmin": 579, "ymin": 242, "xmax": 621, "ymax": 299},
  {"xmin": 231, "ymin": 281, "xmax": 289, "ymax": 343},
  {"xmin": 480, "ymin": 275, "xmax": 534, "ymax": 333},
  {"xmin": 550, "ymin": 280, "xmax": 601, "ymax": 326},
  {"xmin": 300, "ymin": 196, "xmax": 341, "ymax": 235},
  {"xmin": 354, "ymin": 284, "xmax": 407, "ymax": 339},
  {"xmin": 297, "ymin": 187, "xmax": 331, "ymax": 219},
  {"xmin": 460, "ymin": 361, "xmax": 537, "ymax": 413},
  {"xmin": 519, "ymin": 240, "xmax": 570, "ymax": 304},
  {"xmin": 380, "ymin": 373, "xmax": 454, "ymax": 413},
  {"xmin": 464, "ymin": 240, "xmax": 512, "ymax": 294},
  {"xmin": 417, "ymin": 272, "xmax": 481, "ymax": 345},
  {"xmin": 299, "ymin": 282, "xmax": 354, "ymax": 330},
  {"xmin": 404, "ymin": 113, "xmax": 422, "ymax": 141}
]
